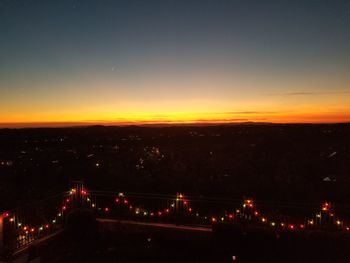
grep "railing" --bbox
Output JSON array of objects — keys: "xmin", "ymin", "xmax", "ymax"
[
  {"xmin": 87, "ymin": 190, "xmax": 350, "ymax": 231},
  {"xmin": 0, "ymin": 192, "xmax": 69, "ymax": 255},
  {"xmin": 1, "ymin": 182, "xmax": 350, "ymax": 258}
]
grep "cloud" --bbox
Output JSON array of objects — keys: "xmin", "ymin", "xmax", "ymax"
[
  {"xmin": 267, "ymin": 91, "xmax": 350, "ymax": 96},
  {"xmin": 222, "ymin": 111, "xmax": 277, "ymax": 115}
]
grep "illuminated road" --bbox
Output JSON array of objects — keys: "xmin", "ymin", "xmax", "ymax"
[{"xmin": 97, "ymin": 218, "xmax": 212, "ymax": 232}]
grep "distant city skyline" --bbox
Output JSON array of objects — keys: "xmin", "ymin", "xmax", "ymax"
[{"xmin": 1, "ymin": 0, "xmax": 350, "ymax": 126}]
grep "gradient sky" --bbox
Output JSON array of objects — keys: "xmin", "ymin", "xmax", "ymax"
[{"xmin": 1, "ymin": 0, "xmax": 350, "ymax": 126}]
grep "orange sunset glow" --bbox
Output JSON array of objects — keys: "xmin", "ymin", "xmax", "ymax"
[{"xmin": 1, "ymin": 0, "xmax": 350, "ymax": 127}]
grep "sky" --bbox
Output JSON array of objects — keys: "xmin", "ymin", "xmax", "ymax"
[{"xmin": 1, "ymin": 0, "xmax": 350, "ymax": 126}]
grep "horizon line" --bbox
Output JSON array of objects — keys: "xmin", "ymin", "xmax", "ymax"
[{"xmin": 1, "ymin": 120, "xmax": 350, "ymax": 129}]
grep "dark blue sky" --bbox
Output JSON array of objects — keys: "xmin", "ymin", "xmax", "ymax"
[{"xmin": 1, "ymin": 0, "xmax": 350, "ymax": 124}]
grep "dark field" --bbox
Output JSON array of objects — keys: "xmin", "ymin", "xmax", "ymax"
[{"xmin": 1, "ymin": 124, "xmax": 350, "ymax": 208}]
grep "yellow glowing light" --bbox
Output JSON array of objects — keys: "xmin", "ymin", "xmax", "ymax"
[{"xmin": 2, "ymin": 88, "xmax": 350, "ymax": 127}]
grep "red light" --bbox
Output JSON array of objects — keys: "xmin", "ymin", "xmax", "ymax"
[
  {"xmin": 23, "ymin": 226, "xmax": 28, "ymax": 231},
  {"xmin": 158, "ymin": 211, "xmax": 163, "ymax": 216},
  {"xmin": 115, "ymin": 198, "xmax": 120, "ymax": 203},
  {"xmin": 212, "ymin": 217, "xmax": 217, "ymax": 223},
  {"xmin": 346, "ymin": 227, "xmax": 350, "ymax": 231},
  {"xmin": 3, "ymin": 212, "xmax": 9, "ymax": 218},
  {"xmin": 150, "ymin": 212, "xmax": 154, "ymax": 216},
  {"xmin": 183, "ymin": 201, "xmax": 187, "ymax": 205},
  {"xmin": 62, "ymin": 206, "xmax": 66, "ymax": 210},
  {"xmin": 300, "ymin": 224, "xmax": 305, "ymax": 229},
  {"xmin": 124, "ymin": 199, "xmax": 128, "ymax": 204},
  {"xmin": 288, "ymin": 224, "xmax": 295, "ymax": 230},
  {"xmin": 129, "ymin": 205, "xmax": 133, "ymax": 210},
  {"xmin": 229, "ymin": 214, "xmax": 234, "ymax": 219},
  {"xmin": 249, "ymin": 204, "xmax": 253, "ymax": 208},
  {"xmin": 104, "ymin": 207, "xmax": 109, "ymax": 212},
  {"xmin": 254, "ymin": 211, "xmax": 259, "ymax": 216},
  {"xmin": 66, "ymin": 198, "xmax": 70, "ymax": 203},
  {"xmin": 45, "ymin": 224, "xmax": 49, "ymax": 229},
  {"xmin": 165, "ymin": 209, "xmax": 170, "ymax": 213},
  {"xmin": 188, "ymin": 208, "xmax": 192, "ymax": 213},
  {"xmin": 30, "ymin": 228, "xmax": 35, "ymax": 232}
]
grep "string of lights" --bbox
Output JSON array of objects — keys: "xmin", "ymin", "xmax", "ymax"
[{"xmin": 2, "ymin": 186, "xmax": 350, "ymax": 250}]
